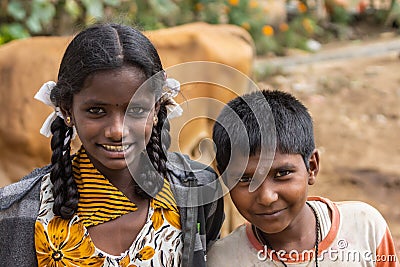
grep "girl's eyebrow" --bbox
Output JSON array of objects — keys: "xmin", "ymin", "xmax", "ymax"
[
  {"xmin": 81, "ymin": 99, "xmax": 108, "ymax": 105},
  {"xmin": 81, "ymin": 99, "xmax": 135, "ymax": 106}
]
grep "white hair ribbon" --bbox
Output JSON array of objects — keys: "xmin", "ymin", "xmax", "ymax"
[
  {"xmin": 34, "ymin": 81, "xmax": 76, "ymax": 139},
  {"xmin": 163, "ymin": 78, "xmax": 183, "ymax": 119}
]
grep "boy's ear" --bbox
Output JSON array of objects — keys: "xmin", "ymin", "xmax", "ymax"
[{"xmin": 308, "ymin": 149, "xmax": 320, "ymax": 185}]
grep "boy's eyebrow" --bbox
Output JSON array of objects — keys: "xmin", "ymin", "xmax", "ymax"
[
  {"xmin": 272, "ymin": 162, "xmax": 297, "ymax": 169},
  {"xmin": 223, "ymin": 170, "xmax": 245, "ymax": 178},
  {"xmin": 226, "ymin": 162, "xmax": 297, "ymax": 178}
]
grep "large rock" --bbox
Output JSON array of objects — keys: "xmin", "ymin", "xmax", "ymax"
[{"xmin": 0, "ymin": 22, "xmax": 255, "ymax": 186}]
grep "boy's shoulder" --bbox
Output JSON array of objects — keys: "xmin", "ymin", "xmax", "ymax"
[
  {"xmin": 334, "ymin": 199, "xmax": 385, "ymax": 220},
  {"xmin": 207, "ymin": 224, "xmax": 259, "ymax": 266},
  {"xmin": 312, "ymin": 196, "xmax": 385, "ymax": 222},
  {"xmin": 324, "ymin": 197, "xmax": 390, "ymax": 241},
  {"xmin": 310, "ymin": 196, "xmax": 389, "ymax": 243},
  {"xmin": 210, "ymin": 223, "xmax": 248, "ymax": 248}
]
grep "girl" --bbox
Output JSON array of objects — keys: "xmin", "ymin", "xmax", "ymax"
[{"xmin": 0, "ymin": 23, "xmax": 224, "ymax": 267}]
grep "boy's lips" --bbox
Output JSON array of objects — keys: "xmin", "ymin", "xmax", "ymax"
[{"xmin": 255, "ymin": 208, "xmax": 287, "ymax": 216}]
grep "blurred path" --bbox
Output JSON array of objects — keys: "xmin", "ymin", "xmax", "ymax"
[{"xmin": 254, "ymin": 36, "xmax": 400, "ymax": 72}]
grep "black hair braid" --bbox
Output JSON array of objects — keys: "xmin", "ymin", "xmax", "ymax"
[
  {"xmin": 159, "ymin": 102, "xmax": 171, "ymax": 152},
  {"xmin": 149, "ymin": 103, "xmax": 171, "ymax": 177},
  {"xmin": 135, "ymin": 102, "xmax": 171, "ymax": 198},
  {"xmin": 50, "ymin": 116, "xmax": 78, "ymax": 219}
]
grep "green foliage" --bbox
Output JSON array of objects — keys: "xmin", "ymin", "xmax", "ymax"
[
  {"xmin": 0, "ymin": 23, "xmax": 30, "ymax": 45},
  {"xmin": 385, "ymin": 0, "xmax": 400, "ymax": 30},
  {"xmin": 330, "ymin": 5, "xmax": 352, "ymax": 24},
  {"xmin": 0, "ymin": 0, "xmax": 399, "ymax": 55}
]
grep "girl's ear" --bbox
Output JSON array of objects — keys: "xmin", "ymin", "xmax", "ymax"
[
  {"xmin": 308, "ymin": 149, "xmax": 320, "ymax": 185},
  {"xmin": 60, "ymin": 108, "xmax": 74, "ymax": 127}
]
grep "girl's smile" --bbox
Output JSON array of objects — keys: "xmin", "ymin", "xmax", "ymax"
[{"xmin": 99, "ymin": 143, "xmax": 133, "ymax": 158}]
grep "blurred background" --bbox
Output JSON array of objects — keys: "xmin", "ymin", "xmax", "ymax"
[
  {"xmin": 1, "ymin": 0, "xmax": 400, "ymax": 53},
  {"xmin": 0, "ymin": 0, "xmax": 399, "ymax": 254}
]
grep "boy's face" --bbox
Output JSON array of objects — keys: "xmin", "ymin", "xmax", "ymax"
[{"xmin": 226, "ymin": 150, "xmax": 319, "ymax": 235}]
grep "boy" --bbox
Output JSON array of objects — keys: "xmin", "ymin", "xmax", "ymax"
[{"xmin": 208, "ymin": 90, "xmax": 398, "ymax": 266}]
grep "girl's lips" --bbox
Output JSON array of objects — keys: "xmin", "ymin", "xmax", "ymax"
[
  {"xmin": 101, "ymin": 144, "xmax": 131, "ymax": 152},
  {"xmin": 99, "ymin": 144, "xmax": 135, "ymax": 159}
]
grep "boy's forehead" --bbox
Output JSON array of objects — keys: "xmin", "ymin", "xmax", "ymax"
[{"xmin": 225, "ymin": 150, "xmax": 274, "ymax": 176}]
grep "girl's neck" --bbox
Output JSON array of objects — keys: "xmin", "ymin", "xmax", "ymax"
[{"xmin": 89, "ymin": 158, "xmax": 140, "ymax": 200}]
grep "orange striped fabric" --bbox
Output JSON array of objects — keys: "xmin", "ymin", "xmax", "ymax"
[{"xmin": 73, "ymin": 147, "xmax": 178, "ymax": 228}]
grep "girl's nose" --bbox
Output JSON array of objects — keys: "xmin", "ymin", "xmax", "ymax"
[{"xmin": 105, "ymin": 114, "xmax": 129, "ymax": 141}]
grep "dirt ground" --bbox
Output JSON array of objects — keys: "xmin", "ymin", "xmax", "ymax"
[{"xmin": 255, "ymin": 33, "xmax": 400, "ymax": 254}]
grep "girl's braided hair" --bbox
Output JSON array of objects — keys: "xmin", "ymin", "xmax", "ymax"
[{"xmin": 49, "ymin": 23, "xmax": 172, "ymax": 219}]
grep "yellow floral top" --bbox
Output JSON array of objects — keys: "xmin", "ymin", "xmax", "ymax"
[{"xmin": 35, "ymin": 148, "xmax": 182, "ymax": 267}]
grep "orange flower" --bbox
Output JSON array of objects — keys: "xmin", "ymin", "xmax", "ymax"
[
  {"xmin": 119, "ymin": 254, "xmax": 138, "ymax": 267},
  {"xmin": 119, "ymin": 254, "xmax": 131, "ymax": 267},
  {"xmin": 358, "ymin": 0, "xmax": 368, "ymax": 13},
  {"xmin": 279, "ymin": 23, "xmax": 289, "ymax": 32},
  {"xmin": 298, "ymin": 2, "xmax": 307, "ymax": 13},
  {"xmin": 302, "ymin": 18, "xmax": 314, "ymax": 34},
  {"xmin": 163, "ymin": 209, "xmax": 181, "ymax": 229},
  {"xmin": 224, "ymin": 5, "xmax": 231, "ymax": 13},
  {"xmin": 195, "ymin": 3, "xmax": 204, "ymax": 11},
  {"xmin": 151, "ymin": 200, "xmax": 181, "ymax": 230},
  {"xmin": 241, "ymin": 22, "xmax": 251, "ymax": 30},
  {"xmin": 35, "ymin": 217, "xmax": 104, "ymax": 266},
  {"xmin": 262, "ymin": 25, "xmax": 274, "ymax": 36},
  {"xmin": 136, "ymin": 246, "xmax": 155, "ymax": 261},
  {"xmin": 151, "ymin": 208, "xmax": 164, "ymax": 230},
  {"xmin": 249, "ymin": 0, "xmax": 258, "ymax": 8},
  {"xmin": 228, "ymin": 0, "xmax": 239, "ymax": 6}
]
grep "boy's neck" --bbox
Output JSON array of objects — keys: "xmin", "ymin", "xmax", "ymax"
[{"xmin": 258, "ymin": 203, "xmax": 318, "ymax": 253}]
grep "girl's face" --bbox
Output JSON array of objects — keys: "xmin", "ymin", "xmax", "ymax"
[{"xmin": 67, "ymin": 65, "xmax": 158, "ymax": 175}]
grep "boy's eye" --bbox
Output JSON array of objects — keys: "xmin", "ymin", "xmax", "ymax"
[
  {"xmin": 238, "ymin": 176, "xmax": 252, "ymax": 183},
  {"xmin": 88, "ymin": 107, "xmax": 105, "ymax": 114},
  {"xmin": 275, "ymin": 170, "xmax": 291, "ymax": 178}
]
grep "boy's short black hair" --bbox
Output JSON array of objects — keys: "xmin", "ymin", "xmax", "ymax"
[{"xmin": 212, "ymin": 89, "xmax": 315, "ymax": 175}]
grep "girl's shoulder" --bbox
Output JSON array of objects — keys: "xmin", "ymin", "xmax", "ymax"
[{"xmin": 0, "ymin": 164, "xmax": 51, "ymax": 210}]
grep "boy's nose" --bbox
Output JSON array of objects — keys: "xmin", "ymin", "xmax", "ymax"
[
  {"xmin": 254, "ymin": 179, "xmax": 278, "ymax": 206},
  {"xmin": 105, "ymin": 114, "xmax": 129, "ymax": 141}
]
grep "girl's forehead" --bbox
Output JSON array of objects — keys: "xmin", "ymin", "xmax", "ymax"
[
  {"xmin": 83, "ymin": 66, "xmax": 146, "ymax": 86},
  {"xmin": 76, "ymin": 67, "xmax": 154, "ymax": 101}
]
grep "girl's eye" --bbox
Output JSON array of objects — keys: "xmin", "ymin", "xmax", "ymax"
[
  {"xmin": 127, "ymin": 106, "xmax": 146, "ymax": 116},
  {"xmin": 275, "ymin": 170, "xmax": 291, "ymax": 178},
  {"xmin": 238, "ymin": 176, "xmax": 252, "ymax": 183},
  {"xmin": 88, "ymin": 107, "xmax": 105, "ymax": 114}
]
